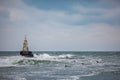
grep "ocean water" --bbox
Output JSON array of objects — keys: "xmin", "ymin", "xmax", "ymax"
[{"xmin": 0, "ymin": 51, "xmax": 120, "ymax": 80}]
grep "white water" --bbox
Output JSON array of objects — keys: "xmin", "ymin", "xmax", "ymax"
[
  {"xmin": 0, "ymin": 53, "xmax": 115, "ymax": 68},
  {"xmin": 0, "ymin": 53, "xmax": 101, "ymax": 66},
  {"xmin": 0, "ymin": 53, "xmax": 74, "ymax": 67}
]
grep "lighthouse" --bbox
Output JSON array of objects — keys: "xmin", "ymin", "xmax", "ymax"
[{"xmin": 20, "ymin": 36, "xmax": 33, "ymax": 57}]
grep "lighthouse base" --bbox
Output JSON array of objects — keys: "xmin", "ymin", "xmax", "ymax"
[{"xmin": 20, "ymin": 51, "xmax": 33, "ymax": 57}]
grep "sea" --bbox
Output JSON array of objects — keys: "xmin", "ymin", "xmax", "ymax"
[{"xmin": 0, "ymin": 51, "xmax": 120, "ymax": 80}]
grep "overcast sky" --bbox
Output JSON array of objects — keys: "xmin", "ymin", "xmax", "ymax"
[{"xmin": 0, "ymin": 0, "xmax": 120, "ymax": 51}]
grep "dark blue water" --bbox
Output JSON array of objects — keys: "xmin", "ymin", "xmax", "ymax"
[{"xmin": 0, "ymin": 51, "xmax": 120, "ymax": 80}]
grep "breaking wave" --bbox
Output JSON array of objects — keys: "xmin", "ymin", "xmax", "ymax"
[
  {"xmin": 34, "ymin": 53, "xmax": 75, "ymax": 59},
  {"xmin": 0, "ymin": 53, "xmax": 75, "ymax": 67},
  {"xmin": 0, "ymin": 53, "xmax": 119, "ymax": 69}
]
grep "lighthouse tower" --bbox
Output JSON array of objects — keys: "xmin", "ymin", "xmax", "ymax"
[
  {"xmin": 23, "ymin": 36, "xmax": 29, "ymax": 53},
  {"xmin": 20, "ymin": 36, "xmax": 33, "ymax": 57}
]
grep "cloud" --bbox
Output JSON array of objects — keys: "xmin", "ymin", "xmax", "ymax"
[
  {"xmin": 0, "ymin": 0, "xmax": 120, "ymax": 51},
  {"xmin": 72, "ymin": 3, "xmax": 120, "ymax": 24},
  {"xmin": 9, "ymin": 8, "xmax": 28, "ymax": 22}
]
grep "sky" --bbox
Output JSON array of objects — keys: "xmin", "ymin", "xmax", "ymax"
[{"xmin": 0, "ymin": 0, "xmax": 120, "ymax": 51}]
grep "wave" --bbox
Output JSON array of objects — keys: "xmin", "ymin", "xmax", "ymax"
[
  {"xmin": 14, "ymin": 59, "xmax": 53, "ymax": 65},
  {"xmin": 0, "ymin": 56, "xmax": 24, "ymax": 67},
  {"xmin": 14, "ymin": 54, "xmax": 76, "ymax": 65},
  {"xmin": 80, "ymin": 71, "xmax": 99, "ymax": 77},
  {"xmin": 0, "ymin": 53, "xmax": 119, "ymax": 68},
  {"xmin": 34, "ymin": 53, "xmax": 75, "ymax": 59},
  {"xmin": 0, "ymin": 53, "xmax": 76, "ymax": 67}
]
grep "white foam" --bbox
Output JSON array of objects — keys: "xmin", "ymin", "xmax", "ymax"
[
  {"xmin": 58, "ymin": 54, "xmax": 74, "ymax": 59},
  {"xmin": 14, "ymin": 77, "xmax": 27, "ymax": 80},
  {"xmin": 79, "ymin": 56, "xmax": 103, "ymax": 66},
  {"xmin": 81, "ymin": 71, "xmax": 99, "ymax": 77},
  {"xmin": 34, "ymin": 53, "xmax": 74, "ymax": 59},
  {"xmin": 70, "ymin": 76, "xmax": 79, "ymax": 80},
  {"xmin": 0, "ymin": 56, "xmax": 25, "ymax": 67},
  {"xmin": 34, "ymin": 53, "xmax": 55, "ymax": 60},
  {"xmin": 57, "ymin": 75, "xmax": 79, "ymax": 80}
]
